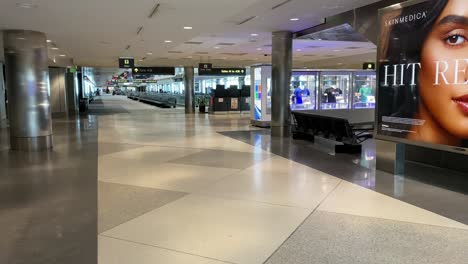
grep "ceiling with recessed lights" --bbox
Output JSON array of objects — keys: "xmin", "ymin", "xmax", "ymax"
[{"xmin": 0, "ymin": 0, "xmax": 381, "ymax": 68}]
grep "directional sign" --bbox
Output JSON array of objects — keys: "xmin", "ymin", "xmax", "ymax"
[
  {"xmin": 132, "ymin": 67, "xmax": 175, "ymax": 75},
  {"xmin": 363, "ymin": 62, "xmax": 375, "ymax": 70},
  {"xmin": 198, "ymin": 63, "xmax": 213, "ymax": 74},
  {"xmin": 198, "ymin": 67, "xmax": 246, "ymax": 76},
  {"xmin": 119, "ymin": 58, "xmax": 134, "ymax": 68}
]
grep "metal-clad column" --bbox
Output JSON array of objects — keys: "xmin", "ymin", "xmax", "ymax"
[
  {"xmin": 184, "ymin": 66, "xmax": 195, "ymax": 113},
  {"xmin": 65, "ymin": 72, "xmax": 78, "ymax": 115},
  {"xmin": 0, "ymin": 63, "xmax": 7, "ymax": 123},
  {"xmin": 3, "ymin": 30, "xmax": 53, "ymax": 151},
  {"xmin": 271, "ymin": 31, "xmax": 293, "ymax": 137}
]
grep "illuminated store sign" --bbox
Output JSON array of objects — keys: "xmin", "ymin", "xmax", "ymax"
[
  {"xmin": 199, "ymin": 68, "xmax": 246, "ymax": 76},
  {"xmin": 376, "ymin": 0, "xmax": 468, "ymax": 153},
  {"xmin": 363, "ymin": 63, "xmax": 375, "ymax": 70}
]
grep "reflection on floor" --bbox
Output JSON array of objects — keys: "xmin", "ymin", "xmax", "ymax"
[
  {"xmin": 96, "ymin": 96, "xmax": 467, "ymax": 264},
  {"xmin": 221, "ymin": 130, "xmax": 468, "ymax": 225},
  {"xmin": 0, "ymin": 116, "xmax": 98, "ymax": 264}
]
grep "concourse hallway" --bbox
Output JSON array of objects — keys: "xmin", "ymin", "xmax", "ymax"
[{"xmin": 97, "ymin": 96, "xmax": 468, "ymax": 264}]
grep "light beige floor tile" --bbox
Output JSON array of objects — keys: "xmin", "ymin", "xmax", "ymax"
[
  {"xmin": 244, "ymin": 155, "xmax": 326, "ymax": 176},
  {"xmin": 318, "ymin": 181, "xmax": 468, "ymax": 229},
  {"xmin": 103, "ymin": 194, "xmax": 310, "ymax": 264},
  {"xmin": 197, "ymin": 163, "xmax": 341, "ymax": 209},
  {"xmin": 99, "ymin": 236, "xmax": 227, "ymax": 264},
  {"xmin": 98, "ymin": 146, "xmax": 202, "ymax": 180},
  {"xmin": 101, "ymin": 163, "xmax": 240, "ymax": 193}
]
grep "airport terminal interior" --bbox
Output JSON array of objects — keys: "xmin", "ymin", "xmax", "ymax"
[{"xmin": 0, "ymin": 0, "xmax": 467, "ymax": 263}]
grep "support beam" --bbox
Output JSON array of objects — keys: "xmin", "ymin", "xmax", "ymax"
[
  {"xmin": 184, "ymin": 66, "xmax": 195, "ymax": 114},
  {"xmin": 3, "ymin": 30, "xmax": 53, "ymax": 151},
  {"xmin": 271, "ymin": 31, "xmax": 293, "ymax": 137}
]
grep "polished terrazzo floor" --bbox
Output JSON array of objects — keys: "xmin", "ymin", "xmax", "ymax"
[{"xmin": 96, "ymin": 96, "xmax": 468, "ymax": 264}]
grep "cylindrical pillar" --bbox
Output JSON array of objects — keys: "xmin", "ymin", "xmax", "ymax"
[
  {"xmin": 65, "ymin": 72, "xmax": 78, "ymax": 115},
  {"xmin": 0, "ymin": 63, "xmax": 7, "ymax": 122},
  {"xmin": 184, "ymin": 66, "xmax": 195, "ymax": 114},
  {"xmin": 271, "ymin": 31, "xmax": 293, "ymax": 137},
  {"xmin": 3, "ymin": 30, "xmax": 53, "ymax": 151}
]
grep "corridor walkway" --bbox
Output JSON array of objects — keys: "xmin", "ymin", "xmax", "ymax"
[{"xmin": 97, "ymin": 96, "xmax": 468, "ymax": 264}]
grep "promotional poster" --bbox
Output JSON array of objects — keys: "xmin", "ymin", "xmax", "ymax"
[{"xmin": 377, "ymin": 0, "xmax": 468, "ymax": 152}]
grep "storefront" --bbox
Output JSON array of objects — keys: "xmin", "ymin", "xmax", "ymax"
[{"xmin": 290, "ymin": 70, "xmax": 376, "ymax": 111}]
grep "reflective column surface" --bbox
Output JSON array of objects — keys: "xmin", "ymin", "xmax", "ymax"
[
  {"xmin": 184, "ymin": 66, "xmax": 195, "ymax": 114},
  {"xmin": 271, "ymin": 31, "xmax": 293, "ymax": 137},
  {"xmin": 0, "ymin": 115, "xmax": 98, "ymax": 264},
  {"xmin": 3, "ymin": 30, "xmax": 53, "ymax": 151}
]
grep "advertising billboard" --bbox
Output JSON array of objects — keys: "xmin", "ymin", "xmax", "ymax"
[{"xmin": 376, "ymin": 0, "xmax": 468, "ymax": 154}]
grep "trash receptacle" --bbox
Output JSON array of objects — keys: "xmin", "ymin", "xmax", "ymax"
[{"xmin": 79, "ymin": 98, "xmax": 89, "ymax": 113}]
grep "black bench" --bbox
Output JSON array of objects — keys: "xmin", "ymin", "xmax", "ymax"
[
  {"xmin": 291, "ymin": 111, "xmax": 373, "ymax": 153},
  {"xmin": 137, "ymin": 95, "xmax": 177, "ymax": 108}
]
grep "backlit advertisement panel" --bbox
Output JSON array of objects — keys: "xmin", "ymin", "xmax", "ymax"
[{"xmin": 376, "ymin": 0, "xmax": 468, "ymax": 154}]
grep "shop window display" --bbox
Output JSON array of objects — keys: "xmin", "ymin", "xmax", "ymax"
[
  {"xmin": 320, "ymin": 72, "xmax": 351, "ymax": 110},
  {"xmin": 353, "ymin": 73, "xmax": 376, "ymax": 109},
  {"xmin": 290, "ymin": 73, "xmax": 317, "ymax": 110}
]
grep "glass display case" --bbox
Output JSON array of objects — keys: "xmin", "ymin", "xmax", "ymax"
[
  {"xmin": 290, "ymin": 72, "xmax": 318, "ymax": 111},
  {"xmin": 352, "ymin": 72, "xmax": 376, "ymax": 109},
  {"xmin": 290, "ymin": 70, "xmax": 376, "ymax": 111},
  {"xmin": 320, "ymin": 72, "xmax": 351, "ymax": 110}
]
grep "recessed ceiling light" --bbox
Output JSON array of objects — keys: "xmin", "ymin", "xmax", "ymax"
[
  {"xmin": 334, "ymin": 49, "xmax": 341, "ymax": 52},
  {"xmin": 16, "ymin": 2, "xmax": 37, "ymax": 8},
  {"xmin": 139, "ymin": 59, "xmax": 144, "ymax": 62},
  {"xmin": 164, "ymin": 40, "xmax": 172, "ymax": 43},
  {"xmin": 256, "ymin": 48, "xmax": 262, "ymax": 51},
  {"xmin": 317, "ymin": 38, "xmax": 322, "ymax": 41},
  {"xmin": 16, "ymin": 37, "xmax": 26, "ymax": 40},
  {"xmin": 214, "ymin": 46, "xmax": 220, "ymax": 49},
  {"xmin": 251, "ymin": 33, "xmax": 258, "ymax": 37},
  {"xmin": 147, "ymin": 52, "xmax": 153, "ymax": 55},
  {"xmin": 337, "ymin": 63, "xmax": 343, "ymax": 65},
  {"xmin": 46, "ymin": 39, "xmax": 52, "ymax": 43},
  {"xmin": 290, "ymin": 18, "xmax": 300, "ymax": 21},
  {"xmin": 296, "ymin": 49, "xmax": 302, "ymax": 51},
  {"xmin": 51, "ymin": 47, "xmax": 59, "ymax": 50},
  {"xmin": 183, "ymin": 26, "xmax": 193, "ymax": 30},
  {"xmin": 59, "ymin": 54, "xmax": 66, "ymax": 57}
]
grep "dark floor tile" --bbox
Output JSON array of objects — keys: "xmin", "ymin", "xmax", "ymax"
[
  {"xmin": 266, "ymin": 211, "xmax": 468, "ymax": 264},
  {"xmin": 98, "ymin": 182, "xmax": 186, "ymax": 233},
  {"xmin": 168, "ymin": 149, "xmax": 271, "ymax": 169}
]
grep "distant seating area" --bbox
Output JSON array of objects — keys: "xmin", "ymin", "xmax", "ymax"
[
  {"xmin": 128, "ymin": 93, "xmax": 177, "ymax": 108},
  {"xmin": 291, "ymin": 111, "xmax": 373, "ymax": 153}
]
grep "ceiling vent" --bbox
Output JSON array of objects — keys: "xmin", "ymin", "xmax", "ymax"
[
  {"xmin": 216, "ymin": 43, "xmax": 235, "ymax": 46},
  {"xmin": 195, "ymin": 52, "xmax": 209, "ymax": 54},
  {"xmin": 237, "ymin": 16, "xmax": 257, "ymax": 25},
  {"xmin": 324, "ymin": 55, "xmax": 335, "ymax": 57},
  {"xmin": 303, "ymin": 54, "xmax": 316, "ymax": 57},
  {"xmin": 184, "ymin": 41, "xmax": 203, "ymax": 45},
  {"xmin": 306, "ymin": 45, "xmax": 323, "ymax": 49},
  {"xmin": 148, "ymin": 3, "xmax": 161, "ymax": 19},
  {"xmin": 271, "ymin": 0, "xmax": 292, "ymax": 10},
  {"xmin": 168, "ymin": 51, "xmax": 183, "ymax": 54},
  {"xmin": 263, "ymin": 44, "xmax": 272, "ymax": 47},
  {"xmin": 221, "ymin": 53, "xmax": 248, "ymax": 56},
  {"xmin": 157, "ymin": 57, "xmax": 169, "ymax": 60}
]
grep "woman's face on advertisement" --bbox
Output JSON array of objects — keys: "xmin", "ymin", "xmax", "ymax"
[{"xmin": 420, "ymin": 0, "xmax": 468, "ymax": 138}]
